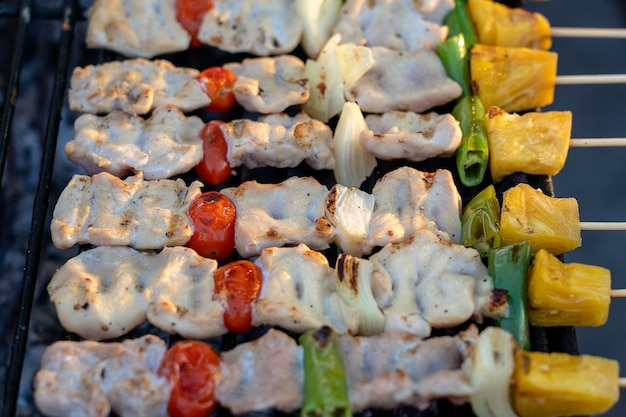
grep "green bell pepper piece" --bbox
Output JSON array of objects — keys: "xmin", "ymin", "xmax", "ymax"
[
  {"xmin": 453, "ymin": 95, "xmax": 489, "ymax": 187},
  {"xmin": 300, "ymin": 327, "xmax": 352, "ymax": 417},
  {"xmin": 461, "ymin": 184, "xmax": 501, "ymax": 257},
  {"xmin": 436, "ymin": 33, "xmax": 472, "ymax": 97},
  {"xmin": 488, "ymin": 242, "xmax": 532, "ymax": 350},
  {"xmin": 445, "ymin": 0, "xmax": 478, "ymax": 49}
]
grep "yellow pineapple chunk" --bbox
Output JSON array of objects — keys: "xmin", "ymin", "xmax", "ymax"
[
  {"xmin": 468, "ymin": 0, "xmax": 551, "ymax": 50},
  {"xmin": 500, "ymin": 183, "xmax": 581, "ymax": 255},
  {"xmin": 528, "ymin": 249, "xmax": 611, "ymax": 326},
  {"xmin": 470, "ymin": 44, "xmax": 558, "ymax": 112},
  {"xmin": 486, "ymin": 106, "xmax": 572, "ymax": 182},
  {"xmin": 513, "ymin": 350, "xmax": 620, "ymax": 417}
]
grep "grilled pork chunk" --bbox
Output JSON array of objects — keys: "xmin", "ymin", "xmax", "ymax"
[
  {"xmin": 86, "ymin": 0, "xmax": 190, "ymax": 58},
  {"xmin": 333, "ymin": 0, "xmax": 448, "ymax": 51},
  {"xmin": 69, "ymin": 59, "xmax": 210, "ymax": 115},
  {"xmin": 217, "ymin": 329, "xmax": 304, "ymax": 414},
  {"xmin": 197, "ymin": 0, "xmax": 302, "ymax": 56},
  {"xmin": 223, "ymin": 112, "xmax": 334, "ymax": 170},
  {"xmin": 65, "ymin": 105, "xmax": 204, "ymax": 180},
  {"xmin": 370, "ymin": 228, "xmax": 498, "ymax": 329},
  {"xmin": 253, "ymin": 244, "xmax": 359, "ymax": 334},
  {"xmin": 50, "ymin": 172, "xmax": 202, "ymax": 250},
  {"xmin": 34, "ymin": 335, "xmax": 170, "ymax": 417},
  {"xmin": 360, "ymin": 111, "xmax": 462, "ymax": 162},
  {"xmin": 221, "ymin": 176, "xmax": 333, "ymax": 258},
  {"xmin": 345, "ymin": 47, "xmax": 462, "ymax": 114},
  {"xmin": 47, "ymin": 246, "xmax": 224, "ymax": 340},
  {"xmin": 369, "ymin": 167, "xmax": 462, "ymax": 247},
  {"xmin": 224, "ymin": 55, "xmax": 309, "ymax": 114}
]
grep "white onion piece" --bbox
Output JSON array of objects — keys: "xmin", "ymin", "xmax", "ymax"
[
  {"xmin": 325, "ymin": 184, "xmax": 375, "ymax": 256},
  {"xmin": 336, "ymin": 43, "xmax": 375, "ymax": 89},
  {"xmin": 333, "ymin": 102, "xmax": 377, "ymax": 187},
  {"xmin": 294, "ymin": 0, "xmax": 342, "ymax": 58},
  {"xmin": 335, "ymin": 254, "xmax": 387, "ymax": 335},
  {"xmin": 470, "ymin": 327, "xmax": 521, "ymax": 417},
  {"xmin": 303, "ymin": 35, "xmax": 344, "ymax": 122}
]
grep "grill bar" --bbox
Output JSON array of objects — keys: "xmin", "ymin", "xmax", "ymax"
[
  {"xmin": 0, "ymin": 0, "xmax": 32, "ymax": 187},
  {"xmin": 1, "ymin": 0, "xmax": 77, "ymax": 415}
]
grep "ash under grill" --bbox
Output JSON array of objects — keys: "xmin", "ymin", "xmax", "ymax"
[{"xmin": 0, "ymin": 1, "xmax": 581, "ymax": 417}]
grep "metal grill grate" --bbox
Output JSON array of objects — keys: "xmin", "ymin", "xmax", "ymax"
[{"xmin": 0, "ymin": 1, "xmax": 583, "ymax": 416}]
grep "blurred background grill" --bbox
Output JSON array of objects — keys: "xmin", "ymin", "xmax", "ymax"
[{"xmin": 0, "ymin": 0, "xmax": 625, "ymax": 416}]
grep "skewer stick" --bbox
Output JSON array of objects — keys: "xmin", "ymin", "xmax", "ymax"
[
  {"xmin": 610, "ymin": 289, "xmax": 626, "ymax": 298},
  {"xmin": 619, "ymin": 378, "xmax": 626, "ymax": 389},
  {"xmin": 570, "ymin": 138, "xmax": 626, "ymax": 147},
  {"xmin": 551, "ymin": 27, "xmax": 626, "ymax": 39},
  {"xmin": 580, "ymin": 222, "xmax": 626, "ymax": 231},
  {"xmin": 555, "ymin": 74, "xmax": 626, "ymax": 85}
]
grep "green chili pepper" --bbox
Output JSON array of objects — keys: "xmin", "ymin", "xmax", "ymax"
[
  {"xmin": 488, "ymin": 241, "xmax": 532, "ymax": 350},
  {"xmin": 300, "ymin": 327, "xmax": 352, "ymax": 417},
  {"xmin": 436, "ymin": 33, "xmax": 472, "ymax": 97},
  {"xmin": 461, "ymin": 184, "xmax": 501, "ymax": 257},
  {"xmin": 453, "ymin": 95, "xmax": 489, "ymax": 187},
  {"xmin": 444, "ymin": 0, "xmax": 478, "ymax": 49}
]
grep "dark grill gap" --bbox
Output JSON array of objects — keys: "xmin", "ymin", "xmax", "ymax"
[{"xmin": 0, "ymin": 1, "xmax": 580, "ymax": 416}]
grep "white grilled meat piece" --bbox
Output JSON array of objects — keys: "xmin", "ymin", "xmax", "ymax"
[
  {"xmin": 47, "ymin": 246, "xmax": 224, "ymax": 340},
  {"xmin": 333, "ymin": 0, "xmax": 448, "ymax": 51},
  {"xmin": 253, "ymin": 244, "xmax": 359, "ymax": 334},
  {"xmin": 360, "ymin": 111, "xmax": 462, "ymax": 162},
  {"xmin": 65, "ymin": 105, "xmax": 204, "ymax": 180},
  {"xmin": 369, "ymin": 167, "xmax": 462, "ymax": 247},
  {"xmin": 414, "ymin": 0, "xmax": 455, "ymax": 23},
  {"xmin": 86, "ymin": 0, "xmax": 190, "ymax": 58},
  {"xmin": 224, "ymin": 55, "xmax": 309, "ymax": 114},
  {"xmin": 345, "ymin": 47, "xmax": 462, "ymax": 114},
  {"xmin": 69, "ymin": 58, "xmax": 210, "ymax": 115},
  {"xmin": 221, "ymin": 176, "xmax": 333, "ymax": 258},
  {"xmin": 197, "ymin": 0, "xmax": 302, "ymax": 56},
  {"xmin": 370, "ymin": 228, "xmax": 499, "ymax": 329},
  {"xmin": 337, "ymin": 327, "xmax": 475, "ymax": 411},
  {"xmin": 217, "ymin": 329, "xmax": 304, "ymax": 415},
  {"xmin": 34, "ymin": 335, "xmax": 170, "ymax": 417},
  {"xmin": 50, "ymin": 171, "xmax": 202, "ymax": 250},
  {"xmin": 223, "ymin": 112, "xmax": 334, "ymax": 170}
]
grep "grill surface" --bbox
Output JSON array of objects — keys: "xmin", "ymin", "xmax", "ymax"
[{"xmin": 0, "ymin": 1, "xmax": 621, "ymax": 416}]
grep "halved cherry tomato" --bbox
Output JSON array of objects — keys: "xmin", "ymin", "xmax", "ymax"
[
  {"xmin": 198, "ymin": 67, "xmax": 238, "ymax": 112},
  {"xmin": 187, "ymin": 191, "xmax": 236, "ymax": 261},
  {"xmin": 158, "ymin": 340, "xmax": 220, "ymax": 417},
  {"xmin": 214, "ymin": 260, "xmax": 263, "ymax": 333},
  {"xmin": 175, "ymin": 0, "xmax": 214, "ymax": 48},
  {"xmin": 195, "ymin": 121, "xmax": 232, "ymax": 185}
]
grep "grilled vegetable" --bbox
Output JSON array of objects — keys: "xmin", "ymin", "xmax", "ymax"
[
  {"xmin": 214, "ymin": 260, "xmax": 263, "ymax": 333},
  {"xmin": 186, "ymin": 191, "xmax": 236, "ymax": 260},
  {"xmin": 500, "ymin": 183, "xmax": 581, "ymax": 255},
  {"xmin": 158, "ymin": 340, "xmax": 221, "ymax": 417},
  {"xmin": 452, "ymin": 95, "xmax": 489, "ymax": 187},
  {"xmin": 195, "ymin": 120, "xmax": 232, "ymax": 185},
  {"xmin": 198, "ymin": 67, "xmax": 237, "ymax": 112},
  {"xmin": 467, "ymin": 0, "xmax": 551, "ymax": 50},
  {"xmin": 175, "ymin": 0, "xmax": 215, "ymax": 48},
  {"xmin": 470, "ymin": 44, "xmax": 558, "ymax": 112},
  {"xmin": 488, "ymin": 242, "xmax": 531, "ymax": 350},
  {"xmin": 300, "ymin": 327, "xmax": 352, "ymax": 417},
  {"xmin": 513, "ymin": 350, "xmax": 620, "ymax": 417},
  {"xmin": 470, "ymin": 327, "xmax": 519, "ymax": 417},
  {"xmin": 437, "ymin": 34, "xmax": 472, "ymax": 97},
  {"xmin": 485, "ymin": 106, "xmax": 572, "ymax": 182},
  {"xmin": 461, "ymin": 184, "xmax": 501, "ymax": 257},
  {"xmin": 445, "ymin": 0, "xmax": 478, "ymax": 49},
  {"xmin": 295, "ymin": 0, "xmax": 342, "ymax": 58},
  {"xmin": 528, "ymin": 249, "xmax": 611, "ymax": 327}
]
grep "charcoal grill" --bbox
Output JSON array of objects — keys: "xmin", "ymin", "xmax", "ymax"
[{"xmin": 0, "ymin": 0, "xmax": 607, "ymax": 416}]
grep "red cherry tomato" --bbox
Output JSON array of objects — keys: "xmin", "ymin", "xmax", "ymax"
[
  {"xmin": 175, "ymin": 0, "xmax": 214, "ymax": 48},
  {"xmin": 158, "ymin": 340, "xmax": 220, "ymax": 417},
  {"xmin": 187, "ymin": 191, "xmax": 236, "ymax": 261},
  {"xmin": 195, "ymin": 121, "xmax": 232, "ymax": 185},
  {"xmin": 214, "ymin": 260, "xmax": 263, "ymax": 333},
  {"xmin": 198, "ymin": 67, "xmax": 238, "ymax": 112}
]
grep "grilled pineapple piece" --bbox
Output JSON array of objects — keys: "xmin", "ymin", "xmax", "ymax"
[
  {"xmin": 468, "ymin": 0, "xmax": 551, "ymax": 50},
  {"xmin": 528, "ymin": 249, "xmax": 611, "ymax": 327},
  {"xmin": 486, "ymin": 106, "xmax": 572, "ymax": 182},
  {"xmin": 513, "ymin": 350, "xmax": 620, "ymax": 417},
  {"xmin": 470, "ymin": 44, "xmax": 557, "ymax": 112},
  {"xmin": 500, "ymin": 183, "xmax": 581, "ymax": 255}
]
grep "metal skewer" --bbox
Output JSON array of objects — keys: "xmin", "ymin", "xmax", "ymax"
[{"xmin": 551, "ymin": 27, "xmax": 626, "ymax": 39}]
